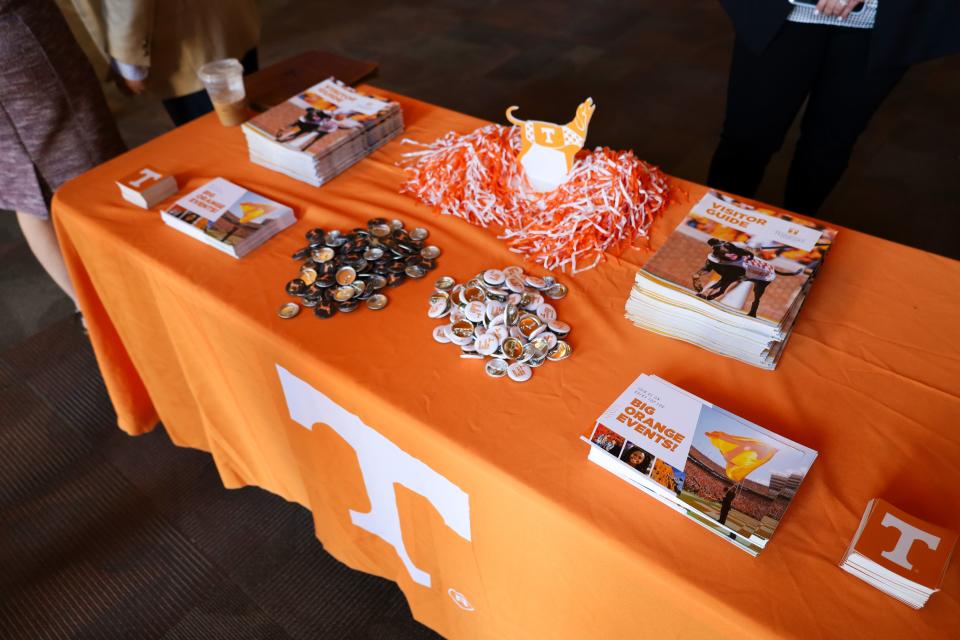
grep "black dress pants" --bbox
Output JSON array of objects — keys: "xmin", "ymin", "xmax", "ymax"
[{"xmin": 707, "ymin": 21, "xmax": 905, "ymax": 215}]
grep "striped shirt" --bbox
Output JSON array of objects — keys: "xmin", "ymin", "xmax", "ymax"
[{"xmin": 787, "ymin": 0, "xmax": 878, "ymax": 29}]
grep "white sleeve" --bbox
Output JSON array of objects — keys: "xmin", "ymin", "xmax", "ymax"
[{"xmin": 110, "ymin": 58, "xmax": 150, "ymax": 81}]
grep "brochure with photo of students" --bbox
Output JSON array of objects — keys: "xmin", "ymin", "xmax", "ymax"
[
  {"xmin": 583, "ymin": 373, "xmax": 818, "ymax": 556},
  {"xmin": 625, "ymin": 192, "xmax": 838, "ymax": 369},
  {"xmin": 242, "ymin": 77, "xmax": 404, "ymax": 186}
]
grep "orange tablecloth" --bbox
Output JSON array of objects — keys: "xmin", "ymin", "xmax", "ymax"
[{"xmin": 53, "ymin": 89, "xmax": 960, "ymax": 639}]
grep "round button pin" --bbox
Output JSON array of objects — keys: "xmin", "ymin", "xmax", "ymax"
[
  {"xmin": 536, "ymin": 303, "xmax": 557, "ymax": 323},
  {"xmin": 548, "ymin": 341, "xmax": 572, "ymax": 361},
  {"xmin": 507, "ymin": 362, "xmax": 532, "ymax": 382},
  {"xmin": 485, "ymin": 358, "xmax": 508, "ymax": 378},
  {"xmin": 505, "ymin": 277, "xmax": 525, "ymax": 293},
  {"xmin": 482, "ymin": 269, "xmax": 505, "ymax": 286},
  {"xmin": 476, "ymin": 333, "xmax": 500, "ymax": 356},
  {"xmin": 312, "ymin": 247, "xmax": 335, "ymax": 263},
  {"xmin": 435, "ymin": 276, "xmax": 456, "ymax": 291},
  {"xmin": 366, "ymin": 293, "xmax": 388, "ymax": 310},
  {"xmin": 545, "ymin": 283, "xmax": 568, "ymax": 300},
  {"xmin": 433, "ymin": 325, "xmax": 452, "ymax": 343},
  {"xmin": 333, "ymin": 286, "xmax": 356, "ymax": 302},
  {"xmin": 336, "ymin": 266, "xmax": 357, "ymax": 286},
  {"xmin": 428, "ymin": 299, "xmax": 450, "ymax": 319},
  {"xmin": 464, "ymin": 301, "xmax": 486, "ymax": 323},
  {"xmin": 278, "ymin": 302, "xmax": 300, "ymax": 319},
  {"xmin": 547, "ymin": 320, "xmax": 570, "ymax": 336},
  {"xmin": 524, "ymin": 275, "xmax": 546, "ymax": 289}
]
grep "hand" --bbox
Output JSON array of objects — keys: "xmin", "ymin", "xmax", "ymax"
[
  {"xmin": 816, "ymin": 0, "xmax": 864, "ymax": 20},
  {"xmin": 108, "ymin": 68, "xmax": 147, "ymax": 96},
  {"xmin": 117, "ymin": 76, "xmax": 147, "ymax": 96}
]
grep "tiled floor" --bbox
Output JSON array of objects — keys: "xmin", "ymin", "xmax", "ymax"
[{"xmin": 4, "ymin": 0, "xmax": 958, "ymax": 347}]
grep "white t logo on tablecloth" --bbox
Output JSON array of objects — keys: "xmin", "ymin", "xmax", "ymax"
[{"xmin": 277, "ymin": 365, "xmax": 472, "ymax": 588}]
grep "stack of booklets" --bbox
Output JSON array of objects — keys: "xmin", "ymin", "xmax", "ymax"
[
  {"xmin": 840, "ymin": 499, "xmax": 956, "ymax": 608},
  {"xmin": 161, "ymin": 177, "xmax": 295, "ymax": 258},
  {"xmin": 626, "ymin": 191, "xmax": 838, "ymax": 369},
  {"xmin": 582, "ymin": 373, "xmax": 817, "ymax": 556},
  {"xmin": 241, "ymin": 77, "xmax": 403, "ymax": 186}
]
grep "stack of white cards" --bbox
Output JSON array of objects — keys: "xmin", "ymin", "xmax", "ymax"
[
  {"xmin": 116, "ymin": 166, "xmax": 178, "ymax": 209},
  {"xmin": 626, "ymin": 191, "xmax": 837, "ymax": 369},
  {"xmin": 242, "ymin": 78, "xmax": 403, "ymax": 187},
  {"xmin": 840, "ymin": 499, "xmax": 957, "ymax": 609}
]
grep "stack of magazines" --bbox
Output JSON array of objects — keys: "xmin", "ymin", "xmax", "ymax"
[
  {"xmin": 840, "ymin": 499, "xmax": 956, "ymax": 609},
  {"xmin": 161, "ymin": 177, "xmax": 295, "ymax": 258},
  {"xmin": 583, "ymin": 373, "xmax": 817, "ymax": 556},
  {"xmin": 242, "ymin": 78, "xmax": 403, "ymax": 187},
  {"xmin": 626, "ymin": 191, "xmax": 837, "ymax": 369}
]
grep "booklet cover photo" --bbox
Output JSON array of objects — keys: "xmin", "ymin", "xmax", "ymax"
[{"xmin": 584, "ymin": 374, "xmax": 817, "ymax": 555}]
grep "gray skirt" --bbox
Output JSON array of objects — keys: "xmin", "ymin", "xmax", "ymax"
[{"xmin": 0, "ymin": 0, "xmax": 125, "ymax": 218}]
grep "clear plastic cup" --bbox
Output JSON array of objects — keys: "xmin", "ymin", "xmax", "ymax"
[{"xmin": 197, "ymin": 58, "xmax": 248, "ymax": 126}]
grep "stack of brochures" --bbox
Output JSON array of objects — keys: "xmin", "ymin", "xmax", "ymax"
[
  {"xmin": 161, "ymin": 177, "xmax": 295, "ymax": 258},
  {"xmin": 840, "ymin": 498, "xmax": 956, "ymax": 608},
  {"xmin": 583, "ymin": 373, "xmax": 817, "ymax": 556},
  {"xmin": 626, "ymin": 191, "xmax": 837, "ymax": 369},
  {"xmin": 242, "ymin": 77, "xmax": 403, "ymax": 187}
]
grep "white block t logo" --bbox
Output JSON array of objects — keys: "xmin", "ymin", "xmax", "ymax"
[
  {"xmin": 879, "ymin": 512, "xmax": 940, "ymax": 570},
  {"xmin": 277, "ymin": 365, "xmax": 471, "ymax": 588},
  {"xmin": 128, "ymin": 167, "xmax": 162, "ymax": 188}
]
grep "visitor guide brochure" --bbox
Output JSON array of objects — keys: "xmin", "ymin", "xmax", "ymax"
[
  {"xmin": 626, "ymin": 191, "xmax": 838, "ymax": 369},
  {"xmin": 160, "ymin": 177, "xmax": 295, "ymax": 258},
  {"xmin": 242, "ymin": 77, "xmax": 404, "ymax": 186},
  {"xmin": 583, "ymin": 373, "xmax": 818, "ymax": 556}
]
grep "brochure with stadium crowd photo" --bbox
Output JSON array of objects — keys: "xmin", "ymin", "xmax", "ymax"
[
  {"xmin": 242, "ymin": 77, "xmax": 404, "ymax": 187},
  {"xmin": 626, "ymin": 191, "xmax": 838, "ymax": 369},
  {"xmin": 582, "ymin": 374, "xmax": 818, "ymax": 556},
  {"xmin": 160, "ymin": 177, "xmax": 295, "ymax": 258}
]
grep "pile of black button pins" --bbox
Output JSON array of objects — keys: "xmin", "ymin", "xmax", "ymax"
[{"xmin": 280, "ymin": 217, "xmax": 440, "ymax": 319}]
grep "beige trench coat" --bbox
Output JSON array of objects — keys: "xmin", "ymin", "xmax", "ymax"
[{"xmin": 70, "ymin": 0, "xmax": 261, "ymax": 98}]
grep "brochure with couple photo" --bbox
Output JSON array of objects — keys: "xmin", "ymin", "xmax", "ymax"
[
  {"xmin": 583, "ymin": 374, "xmax": 818, "ymax": 556},
  {"xmin": 160, "ymin": 177, "xmax": 295, "ymax": 258},
  {"xmin": 242, "ymin": 77, "xmax": 404, "ymax": 186},
  {"xmin": 626, "ymin": 191, "xmax": 838, "ymax": 369}
]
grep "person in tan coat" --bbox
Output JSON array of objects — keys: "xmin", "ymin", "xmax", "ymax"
[{"xmin": 70, "ymin": 0, "xmax": 261, "ymax": 125}]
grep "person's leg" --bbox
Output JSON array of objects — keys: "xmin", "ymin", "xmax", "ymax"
[
  {"xmin": 239, "ymin": 47, "xmax": 259, "ymax": 75},
  {"xmin": 162, "ymin": 91, "xmax": 215, "ymax": 126},
  {"xmin": 16, "ymin": 211, "xmax": 77, "ymax": 306},
  {"xmin": 708, "ymin": 23, "xmax": 827, "ymax": 199},
  {"xmin": 784, "ymin": 30, "xmax": 906, "ymax": 215}
]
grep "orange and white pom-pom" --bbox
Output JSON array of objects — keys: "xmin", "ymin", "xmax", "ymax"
[{"xmin": 399, "ymin": 124, "xmax": 670, "ymax": 274}]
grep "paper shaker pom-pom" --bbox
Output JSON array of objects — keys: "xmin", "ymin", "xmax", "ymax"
[{"xmin": 399, "ymin": 125, "xmax": 670, "ymax": 274}]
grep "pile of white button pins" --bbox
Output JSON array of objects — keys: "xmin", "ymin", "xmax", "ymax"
[{"xmin": 428, "ymin": 266, "xmax": 572, "ymax": 382}]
